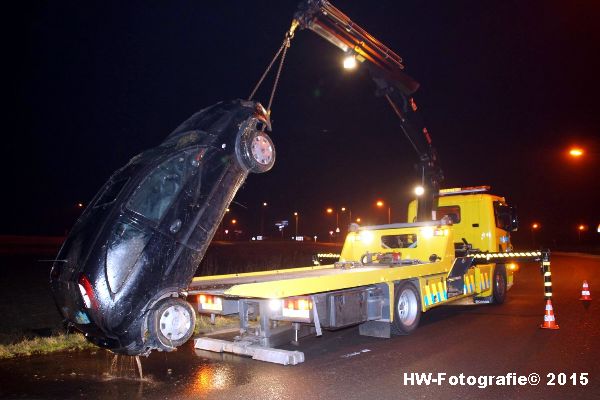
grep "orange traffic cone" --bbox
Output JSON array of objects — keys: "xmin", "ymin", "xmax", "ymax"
[
  {"xmin": 580, "ymin": 281, "xmax": 592, "ymax": 301},
  {"xmin": 540, "ymin": 299, "xmax": 560, "ymax": 330}
]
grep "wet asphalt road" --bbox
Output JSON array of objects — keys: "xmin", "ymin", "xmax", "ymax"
[{"xmin": 0, "ymin": 253, "xmax": 598, "ymax": 399}]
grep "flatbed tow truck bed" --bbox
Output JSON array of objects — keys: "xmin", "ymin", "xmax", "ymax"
[{"xmin": 188, "ymin": 261, "xmax": 451, "ymax": 299}]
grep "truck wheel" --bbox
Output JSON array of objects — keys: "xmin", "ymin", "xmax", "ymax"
[
  {"xmin": 492, "ymin": 265, "xmax": 507, "ymax": 304},
  {"xmin": 149, "ymin": 297, "xmax": 196, "ymax": 351},
  {"xmin": 391, "ymin": 282, "xmax": 421, "ymax": 335}
]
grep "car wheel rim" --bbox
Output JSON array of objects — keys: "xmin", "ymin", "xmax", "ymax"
[
  {"xmin": 397, "ymin": 289, "xmax": 418, "ymax": 326},
  {"xmin": 159, "ymin": 305, "xmax": 192, "ymax": 342}
]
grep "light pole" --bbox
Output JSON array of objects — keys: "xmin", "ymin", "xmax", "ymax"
[
  {"xmin": 326, "ymin": 207, "xmax": 340, "ymax": 236},
  {"xmin": 531, "ymin": 222, "xmax": 540, "ymax": 247},
  {"xmin": 578, "ymin": 224, "xmax": 586, "ymax": 242},
  {"xmin": 260, "ymin": 202, "xmax": 267, "ymax": 235},
  {"xmin": 376, "ymin": 200, "xmax": 391, "ymax": 224},
  {"xmin": 294, "ymin": 212, "xmax": 299, "ymax": 237}
]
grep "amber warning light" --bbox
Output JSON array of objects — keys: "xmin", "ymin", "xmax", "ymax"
[
  {"xmin": 198, "ymin": 294, "xmax": 223, "ymax": 312},
  {"xmin": 282, "ymin": 298, "xmax": 312, "ymax": 320}
]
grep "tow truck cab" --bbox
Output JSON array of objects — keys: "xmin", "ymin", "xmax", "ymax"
[{"xmin": 407, "ymin": 186, "xmax": 519, "ymax": 253}]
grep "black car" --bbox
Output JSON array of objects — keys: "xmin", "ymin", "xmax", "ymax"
[{"xmin": 50, "ymin": 99, "xmax": 275, "ymax": 355}]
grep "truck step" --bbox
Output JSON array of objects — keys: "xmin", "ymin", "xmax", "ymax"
[{"xmin": 194, "ymin": 337, "xmax": 305, "ymax": 365}]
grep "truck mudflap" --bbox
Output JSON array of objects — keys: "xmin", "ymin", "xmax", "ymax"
[{"xmin": 194, "ymin": 338, "xmax": 305, "ymax": 365}]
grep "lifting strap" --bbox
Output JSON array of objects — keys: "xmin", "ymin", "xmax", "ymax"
[{"xmin": 248, "ymin": 21, "xmax": 299, "ymax": 114}]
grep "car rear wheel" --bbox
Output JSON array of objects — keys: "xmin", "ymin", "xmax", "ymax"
[{"xmin": 149, "ymin": 297, "xmax": 196, "ymax": 351}]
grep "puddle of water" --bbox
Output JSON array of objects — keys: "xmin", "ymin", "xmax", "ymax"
[{"xmin": 0, "ymin": 342, "xmax": 256, "ymax": 399}]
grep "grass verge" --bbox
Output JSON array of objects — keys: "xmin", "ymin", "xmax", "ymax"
[
  {"xmin": 195, "ymin": 314, "xmax": 239, "ymax": 335},
  {"xmin": 0, "ymin": 332, "xmax": 96, "ymax": 359},
  {"xmin": 0, "ymin": 315, "xmax": 240, "ymax": 359}
]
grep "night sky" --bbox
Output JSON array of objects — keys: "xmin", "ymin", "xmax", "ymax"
[{"xmin": 5, "ymin": 0, "xmax": 600, "ymax": 246}]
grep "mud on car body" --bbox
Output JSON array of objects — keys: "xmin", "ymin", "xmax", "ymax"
[{"xmin": 50, "ymin": 99, "xmax": 275, "ymax": 355}]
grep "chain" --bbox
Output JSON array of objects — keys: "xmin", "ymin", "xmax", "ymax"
[
  {"xmin": 266, "ymin": 35, "xmax": 291, "ymax": 112},
  {"xmin": 247, "ymin": 41, "xmax": 286, "ymax": 102},
  {"xmin": 248, "ymin": 21, "xmax": 297, "ymax": 114}
]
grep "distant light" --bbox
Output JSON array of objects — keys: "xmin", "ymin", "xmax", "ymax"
[
  {"xmin": 414, "ymin": 186, "xmax": 425, "ymax": 196},
  {"xmin": 77, "ymin": 202, "xmax": 84, "ymax": 208},
  {"xmin": 294, "ymin": 212, "xmax": 298, "ymax": 216},
  {"xmin": 329, "ymin": 230, "xmax": 334, "ymax": 236},
  {"xmin": 341, "ymin": 207, "xmax": 346, "ymax": 212},
  {"xmin": 263, "ymin": 202, "xmax": 268, "ymax": 207},
  {"xmin": 356, "ymin": 218, "xmax": 361, "ymax": 223},
  {"xmin": 226, "ymin": 208, "xmax": 230, "ymax": 212},
  {"xmin": 326, "ymin": 208, "xmax": 333, "ymax": 214},
  {"xmin": 225, "ymin": 229, "xmax": 229, "ymax": 234},
  {"xmin": 343, "ymin": 55, "xmax": 357, "ymax": 69},
  {"xmin": 532, "ymin": 223, "xmax": 540, "ymax": 229},
  {"xmin": 597, "ymin": 223, "xmax": 600, "ymax": 233},
  {"xmin": 376, "ymin": 200, "xmax": 384, "ymax": 208},
  {"xmin": 569, "ymin": 148, "xmax": 584, "ymax": 157},
  {"xmin": 578, "ymin": 224, "xmax": 586, "ymax": 231},
  {"xmin": 231, "ymin": 219, "xmax": 237, "ymax": 224},
  {"xmin": 335, "ymin": 227, "xmax": 340, "ymax": 233}
]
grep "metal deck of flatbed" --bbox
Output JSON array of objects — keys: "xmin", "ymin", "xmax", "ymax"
[{"xmin": 188, "ymin": 261, "xmax": 448, "ymax": 299}]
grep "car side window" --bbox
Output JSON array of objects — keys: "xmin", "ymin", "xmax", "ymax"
[{"xmin": 127, "ymin": 148, "xmax": 201, "ymax": 223}]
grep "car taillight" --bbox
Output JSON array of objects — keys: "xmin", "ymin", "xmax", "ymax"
[
  {"xmin": 78, "ymin": 275, "xmax": 98, "ymax": 309},
  {"xmin": 282, "ymin": 298, "xmax": 312, "ymax": 320},
  {"xmin": 198, "ymin": 294, "xmax": 223, "ymax": 312}
]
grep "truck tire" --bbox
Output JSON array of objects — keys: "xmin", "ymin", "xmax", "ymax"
[
  {"xmin": 391, "ymin": 281, "xmax": 422, "ymax": 335},
  {"xmin": 492, "ymin": 265, "xmax": 507, "ymax": 304}
]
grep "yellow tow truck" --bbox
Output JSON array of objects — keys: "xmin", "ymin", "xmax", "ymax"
[{"xmin": 189, "ymin": 1, "xmax": 552, "ymax": 365}]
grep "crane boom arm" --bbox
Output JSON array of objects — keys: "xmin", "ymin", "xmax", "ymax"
[{"xmin": 293, "ymin": 0, "xmax": 444, "ymax": 221}]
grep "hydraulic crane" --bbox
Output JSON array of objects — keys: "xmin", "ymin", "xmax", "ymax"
[{"xmin": 292, "ymin": 0, "xmax": 444, "ymax": 221}]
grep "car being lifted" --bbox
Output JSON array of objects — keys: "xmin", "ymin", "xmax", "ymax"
[{"xmin": 50, "ymin": 99, "xmax": 275, "ymax": 355}]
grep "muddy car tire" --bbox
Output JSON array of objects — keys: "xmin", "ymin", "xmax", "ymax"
[
  {"xmin": 236, "ymin": 125, "xmax": 275, "ymax": 173},
  {"xmin": 149, "ymin": 297, "xmax": 196, "ymax": 351}
]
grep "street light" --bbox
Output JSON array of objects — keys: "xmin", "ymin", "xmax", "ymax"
[
  {"xmin": 326, "ymin": 207, "xmax": 340, "ymax": 235},
  {"xmin": 260, "ymin": 202, "xmax": 268, "ymax": 235},
  {"xmin": 578, "ymin": 224, "xmax": 586, "ymax": 242},
  {"xmin": 294, "ymin": 212, "xmax": 299, "ymax": 237},
  {"xmin": 356, "ymin": 217, "xmax": 361, "ymax": 223},
  {"xmin": 376, "ymin": 200, "xmax": 391, "ymax": 224},
  {"xmin": 414, "ymin": 186, "xmax": 425, "ymax": 196},
  {"xmin": 531, "ymin": 222, "xmax": 540, "ymax": 247},
  {"xmin": 231, "ymin": 219, "xmax": 237, "ymax": 225},
  {"xmin": 569, "ymin": 148, "xmax": 584, "ymax": 158}
]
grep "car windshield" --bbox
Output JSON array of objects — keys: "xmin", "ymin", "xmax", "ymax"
[{"xmin": 127, "ymin": 148, "xmax": 203, "ymax": 223}]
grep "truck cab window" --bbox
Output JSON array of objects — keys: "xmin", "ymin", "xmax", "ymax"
[
  {"xmin": 381, "ymin": 234, "xmax": 418, "ymax": 249},
  {"xmin": 437, "ymin": 205, "xmax": 461, "ymax": 223},
  {"xmin": 493, "ymin": 201, "xmax": 513, "ymax": 231}
]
